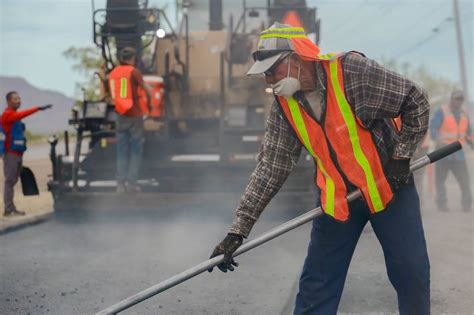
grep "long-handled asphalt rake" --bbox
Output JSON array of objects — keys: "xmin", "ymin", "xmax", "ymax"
[{"xmin": 97, "ymin": 141, "xmax": 462, "ymax": 315}]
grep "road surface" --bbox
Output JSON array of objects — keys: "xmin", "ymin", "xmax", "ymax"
[{"xmin": 0, "ymin": 158, "xmax": 473, "ymax": 314}]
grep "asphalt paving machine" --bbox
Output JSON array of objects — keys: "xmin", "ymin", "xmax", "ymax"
[{"xmin": 47, "ymin": 0, "xmax": 322, "ymax": 210}]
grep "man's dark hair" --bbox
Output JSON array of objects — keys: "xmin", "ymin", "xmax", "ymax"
[
  {"xmin": 118, "ymin": 47, "xmax": 137, "ymax": 64},
  {"xmin": 6, "ymin": 91, "xmax": 18, "ymax": 102}
]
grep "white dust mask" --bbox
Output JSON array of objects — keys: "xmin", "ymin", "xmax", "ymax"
[{"xmin": 271, "ymin": 56, "xmax": 301, "ymax": 97}]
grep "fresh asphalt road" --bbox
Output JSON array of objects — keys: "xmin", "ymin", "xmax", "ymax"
[{"xmin": 1, "ymin": 174, "xmax": 473, "ymax": 314}]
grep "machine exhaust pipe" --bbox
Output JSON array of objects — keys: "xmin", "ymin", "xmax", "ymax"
[{"xmin": 209, "ymin": 0, "xmax": 223, "ymax": 31}]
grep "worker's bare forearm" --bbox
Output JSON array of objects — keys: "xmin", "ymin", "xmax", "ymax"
[{"xmin": 229, "ymin": 102, "xmax": 302, "ymax": 238}]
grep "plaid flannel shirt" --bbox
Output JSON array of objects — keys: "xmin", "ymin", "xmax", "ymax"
[{"xmin": 230, "ymin": 52, "xmax": 430, "ymax": 238}]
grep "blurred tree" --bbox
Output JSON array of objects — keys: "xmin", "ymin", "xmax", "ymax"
[
  {"xmin": 24, "ymin": 130, "xmax": 43, "ymax": 142},
  {"xmin": 63, "ymin": 46, "xmax": 103, "ymax": 102},
  {"xmin": 64, "ymin": 41, "xmax": 153, "ymax": 104}
]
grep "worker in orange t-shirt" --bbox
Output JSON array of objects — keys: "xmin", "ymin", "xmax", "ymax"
[{"xmin": 0, "ymin": 91, "xmax": 52, "ymax": 216}]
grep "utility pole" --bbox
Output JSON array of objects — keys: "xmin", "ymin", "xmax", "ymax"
[{"xmin": 453, "ymin": 0, "xmax": 470, "ymax": 115}]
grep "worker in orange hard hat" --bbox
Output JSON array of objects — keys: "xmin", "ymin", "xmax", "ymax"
[{"xmin": 209, "ymin": 23, "xmax": 431, "ymax": 314}]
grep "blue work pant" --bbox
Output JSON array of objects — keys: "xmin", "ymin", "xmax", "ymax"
[
  {"xmin": 435, "ymin": 158, "xmax": 472, "ymax": 210},
  {"xmin": 294, "ymin": 182, "xmax": 430, "ymax": 315},
  {"xmin": 116, "ymin": 115, "xmax": 144, "ymax": 185}
]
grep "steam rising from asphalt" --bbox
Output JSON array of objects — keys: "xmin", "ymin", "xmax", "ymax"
[{"xmin": 1, "ymin": 146, "xmax": 472, "ymax": 314}]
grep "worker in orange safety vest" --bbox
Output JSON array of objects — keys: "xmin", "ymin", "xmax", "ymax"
[
  {"xmin": 109, "ymin": 47, "xmax": 151, "ymax": 193},
  {"xmin": 209, "ymin": 23, "xmax": 431, "ymax": 314},
  {"xmin": 430, "ymin": 89, "xmax": 473, "ymax": 212}
]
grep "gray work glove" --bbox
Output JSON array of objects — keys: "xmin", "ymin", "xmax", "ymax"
[
  {"xmin": 208, "ymin": 233, "xmax": 243, "ymax": 273},
  {"xmin": 385, "ymin": 157, "xmax": 411, "ymax": 190},
  {"xmin": 38, "ymin": 104, "xmax": 53, "ymax": 110}
]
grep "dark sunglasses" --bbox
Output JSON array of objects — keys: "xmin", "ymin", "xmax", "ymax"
[
  {"xmin": 264, "ymin": 64, "xmax": 278, "ymax": 76},
  {"xmin": 255, "ymin": 52, "xmax": 291, "ymax": 76}
]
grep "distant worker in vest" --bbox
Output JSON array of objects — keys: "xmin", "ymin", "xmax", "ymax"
[
  {"xmin": 109, "ymin": 47, "xmax": 151, "ymax": 193},
  {"xmin": 430, "ymin": 89, "xmax": 473, "ymax": 212},
  {"xmin": 1, "ymin": 91, "xmax": 52, "ymax": 217},
  {"xmin": 209, "ymin": 23, "xmax": 431, "ymax": 314}
]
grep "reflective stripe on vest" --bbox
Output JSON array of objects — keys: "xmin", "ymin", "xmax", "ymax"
[
  {"xmin": 280, "ymin": 96, "xmax": 350, "ymax": 220},
  {"xmin": 120, "ymin": 78, "xmax": 127, "ymax": 98},
  {"xmin": 278, "ymin": 54, "xmax": 393, "ymax": 218},
  {"xmin": 326, "ymin": 60, "xmax": 389, "ymax": 212},
  {"xmin": 439, "ymin": 106, "xmax": 468, "ymax": 144},
  {"xmin": 317, "ymin": 52, "xmax": 337, "ymax": 60},
  {"xmin": 287, "ymin": 97, "xmax": 336, "ymax": 215}
]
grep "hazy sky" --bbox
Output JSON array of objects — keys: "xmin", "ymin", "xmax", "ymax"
[{"xmin": 0, "ymin": 0, "xmax": 472, "ymax": 100}]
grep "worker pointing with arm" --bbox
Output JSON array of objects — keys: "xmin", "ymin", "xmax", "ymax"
[
  {"xmin": 1, "ymin": 91, "xmax": 52, "ymax": 217},
  {"xmin": 209, "ymin": 23, "xmax": 430, "ymax": 315}
]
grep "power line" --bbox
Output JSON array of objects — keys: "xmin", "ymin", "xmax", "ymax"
[
  {"xmin": 377, "ymin": 3, "xmax": 446, "ymax": 49},
  {"xmin": 395, "ymin": 18, "xmax": 452, "ymax": 57},
  {"xmin": 330, "ymin": 2, "xmax": 443, "ymax": 48},
  {"xmin": 326, "ymin": 2, "xmax": 372, "ymax": 37},
  {"xmin": 396, "ymin": 32, "xmax": 440, "ymax": 57},
  {"xmin": 348, "ymin": 4, "xmax": 394, "ymax": 34}
]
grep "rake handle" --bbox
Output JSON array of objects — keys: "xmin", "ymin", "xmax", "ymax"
[{"xmin": 97, "ymin": 141, "xmax": 462, "ymax": 315}]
